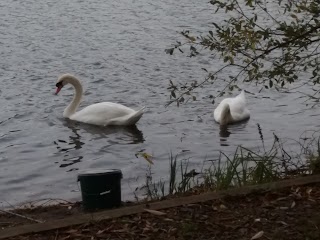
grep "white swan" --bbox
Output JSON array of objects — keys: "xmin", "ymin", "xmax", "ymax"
[
  {"xmin": 55, "ymin": 74, "xmax": 145, "ymax": 126},
  {"xmin": 214, "ymin": 90, "xmax": 250, "ymax": 125}
]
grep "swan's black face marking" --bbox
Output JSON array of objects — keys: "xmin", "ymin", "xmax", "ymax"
[
  {"xmin": 55, "ymin": 81, "xmax": 64, "ymax": 95},
  {"xmin": 56, "ymin": 81, "xmax": 63, "ymax": 88}
]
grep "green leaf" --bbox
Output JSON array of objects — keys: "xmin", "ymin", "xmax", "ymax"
[
  {"xmin": 290, "ymin": 14, "xmax": 298, "ymax": 19},
  {"xmin": 269, "ymin": 80, "xmax": 273, "ymax": 88},
  {"xmin": 229, "ymin": 56, "xmax": 234, "ymax": 64},
  {"xmin": 165, "ymin": 48, "xmax": 174, "ymax": 55},
  {"xmin": 212, "ymin": 22, "xmax": 221, "ymax": 30},
  {"xmin": 235, "ymin": 24, "xmax": 241, "ymax": 32}
]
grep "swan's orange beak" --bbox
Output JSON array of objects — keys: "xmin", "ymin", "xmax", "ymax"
[{"xmin": 55, "ymin": 86, "xmax": 62, "ymax": 95}]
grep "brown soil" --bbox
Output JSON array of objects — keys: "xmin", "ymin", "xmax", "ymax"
[
  {"xmin": 0, "ymin": 202, "xmax": 82, "ymax": 229},
  {"xmin": 1, "ymin": 183, "xmax": 320, "ymax": 240}
]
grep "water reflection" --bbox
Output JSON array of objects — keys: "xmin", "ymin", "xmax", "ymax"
[
  {"xmin": 62, "ymin": 119, "xmax": 145, "ymax": 144},
  {"xmin": 54, "ymin": 119, "xmax": 145, "ymax": 170},
  {"xmin": 219, "ymin": 125, "xmax": 231, "ymax": 146},
  {"xmin": 59, "ymin": 156, "xmax": 83, "ymax": 169},
  {"xmin": 219, "ymin": 126, "xmax": 231, "ymax": 138},
  {"xmin": 218, "ymin": 119, "xmax": 250, "ymax": 146}
]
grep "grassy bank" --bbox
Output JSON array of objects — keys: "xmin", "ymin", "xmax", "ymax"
[{"xmin": 137, "ymin": 127, "xmax": 320, "ymax": 201}]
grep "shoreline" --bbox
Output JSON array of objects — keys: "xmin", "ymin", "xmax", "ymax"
[{"xmin": 1, "ymin": 174, "xmax": 320, "ymax": 239}]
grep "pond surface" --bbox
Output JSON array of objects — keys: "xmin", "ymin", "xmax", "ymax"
[{"xmin": 0, "ymin": 0, "xmax": 318, "ymax": 206}]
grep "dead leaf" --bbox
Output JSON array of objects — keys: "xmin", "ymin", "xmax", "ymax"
[
  {"xmin": 143, "ymin": 227, "xmax": 150, "ymax": 232},
  {"xmin": 292, "ymin": 192, "xmax": 302, "ymax": 199},
  {"xmin": 279, "ymin": 207, "xmax": 289, "ymax": 210},
  {"xmin": 276, "ymin": 197, "xmax": 287, "ymax": 201},
  {"xmin": 144, "ymin": 209, "xmax": 166, "ymax": 216},
  {"xmin": 187, "ymin": 204, "xmax": 197, "ymax": 207},
  {"xmin": 306, "ymin": 188, "xmax": 312, "ymax": 195},
  {"xmin": 164, "ymin": 218, "xmax": 174, "ymax": 222},
  {"xmin": 96, "ymin": 230, "xmax": 105, "ymax": 235},
  {"xmin": 146, "ymin": 220, "xmax": 151, "ymax": 227},
  {"xmin": 277, "ymin": 221, "xmax": 288, "ymax": 226},
  {"xmin": 251, "ymin": 230, "xmax": 264, "ymax": 239},
  {"xmin": 137, "ymin": 152, "xmax": 154, "ymax": 165},
  {"xmin": 60, "ymin": 235, "xmax": 71, "ymax": 240},
  {"xmin": 65, "ymin": 229, "xmax": 78, "ymax": 234},
  {"xmin": 220, "ymin": 204, "xmax": 227, "ymax": 209},
  {"xmin": 169, "ymin": 227, "xmax": 177, "ymax": 233},
  {"xmin": 112, "ymin": 229, "xmax": 127, "ymax": 233}
]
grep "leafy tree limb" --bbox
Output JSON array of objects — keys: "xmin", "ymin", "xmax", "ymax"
[{"xmin": 166, "ymin": 0, "xmax": 320, "ymax": 106}]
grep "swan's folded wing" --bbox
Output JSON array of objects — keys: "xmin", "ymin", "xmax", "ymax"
[
  {"xmin": 69, "ymin": 103, "xmax": 144, "ymax": 126},
  {"xmin": 106, "ymin": 108, "xmax": 145, "ymax": 126},
  {"xmin": 230, "ymin": 104, "xmax": 250, "ymax": 121}
]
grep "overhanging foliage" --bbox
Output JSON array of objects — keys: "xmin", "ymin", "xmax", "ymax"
[{"xmin": 166, "ymin": 0, "xmax": 320, "ymax": 106}]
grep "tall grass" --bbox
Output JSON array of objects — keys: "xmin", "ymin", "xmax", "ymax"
[{"xmin": 137, "ymin": 127, "xmax": 320, "ymax": 200}]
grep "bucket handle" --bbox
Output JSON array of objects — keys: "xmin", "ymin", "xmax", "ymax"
[
  {"xmin": 100, "ymin": 190, "xmax": 111, "ymax": 195},
  {"xmin": 77, "ymin": 181, "xmax": 112, "ymax": 196}
]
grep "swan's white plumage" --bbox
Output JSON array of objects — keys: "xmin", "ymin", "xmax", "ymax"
[
  {"xmin": 56, "ymin": 74, "xmax": 145, "ymax": 126},
  {"xmin": 214, "ymin": 90, "xmax": 250, "ymax": 125}
]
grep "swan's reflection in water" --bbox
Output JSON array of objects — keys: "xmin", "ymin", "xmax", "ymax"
[
  {"xmin": 218, "ymin": 119, "xmax": 250, "ymax": 146},
  {"xmin": 54, "ymin": 119, "xmax": 145, "ymax": 170},
  {"xmin": 219, "ymin": 126, "xmax": 231, "ymax": 146}
]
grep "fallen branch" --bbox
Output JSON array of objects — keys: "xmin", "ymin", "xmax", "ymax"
[{"xmin": 0, "ymin": 209, "xmax": 43, "ymax": 223}]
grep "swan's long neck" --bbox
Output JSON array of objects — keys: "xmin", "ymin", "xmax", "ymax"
[
  {"xmin": 63, "ymin": 77, "xmax": 83, "ymax": 118},
  {"xmin": 220, "ymin": 103, "xmax": 233, "ymax": 125}
]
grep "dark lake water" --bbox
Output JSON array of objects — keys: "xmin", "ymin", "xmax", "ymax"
[{"xmin": 0, "ymin": 0, "xmax": 318, "ymax": 206}]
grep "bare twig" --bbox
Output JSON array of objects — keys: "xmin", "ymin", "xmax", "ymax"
[
  {"xmin": 54, "ymin": 230, "xmax": 59, "ymax": 240},
  {"xmin": 165, "ymin": 64, "xmax": 232, "ymax": 107},
  {"xmin": 0, "ymin": 209, "xmax": 44, "ymax": 223}
]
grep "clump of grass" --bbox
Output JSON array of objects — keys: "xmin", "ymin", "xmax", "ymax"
[
  {"xmin": 137, "ymin": 152, "xmax": 199, "ymax": 200},
  {"xmin": 169, "ymin": 154, "xmax": 198, "ymax": 194},
  {"xmin": 202, "ymin": 142, "xmax": 281, "ymax": 190},
  {"xmin": 142, "ymin": 165, "xmax": 166, "ymax": 200},
  {"xmin": 307, "ymin": 138, "xmax": 320, "ymax": 174},
  {"xmin": 138, "ymin": 127, "xmax": 320, "ymax": 200}
]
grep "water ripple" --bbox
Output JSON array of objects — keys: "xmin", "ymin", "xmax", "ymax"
[{"xmin": 0, "ymin": 0, "xmax": 315, "ymax": 205}]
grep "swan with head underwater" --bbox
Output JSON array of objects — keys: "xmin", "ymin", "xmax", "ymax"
[
  {"xmin": 214, "ymin": 90, "xmax": 250, "ymax": 126},
  {"xmin": 55, "ymin": 74, "xmax": 145, "ymax": 126}
]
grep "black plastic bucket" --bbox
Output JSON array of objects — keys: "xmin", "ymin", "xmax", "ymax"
[{"xmin": 77, "ymin": 169, "xmax": 123, "ymax": 211}]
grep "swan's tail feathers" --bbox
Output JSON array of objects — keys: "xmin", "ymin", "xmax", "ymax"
[
  {"xmin": 137, "ymin": 106, "xmax": 146, "ymax": 113},
  {"xmin": 107, "ymin": 107, "xmax": 146, "ymax": 126}
]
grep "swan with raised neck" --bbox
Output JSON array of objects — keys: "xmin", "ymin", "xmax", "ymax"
[
  {"xmin": 55, "ymin": 74, "xmax": 145, "ymax": 126},
  {"xmin": 56, "ymin": 74, "xmax": 83, "ymax": 118}
]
